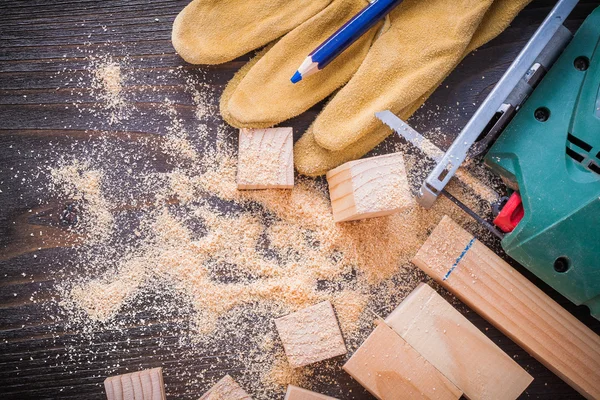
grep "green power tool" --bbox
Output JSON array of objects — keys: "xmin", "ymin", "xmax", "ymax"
[
  {"xmin": 484, "ymin": 5, "xmax": 600, "ymax": 319},
  {"xmin": 376, "ymin": 1, "xmax": 600, "ymax": 319}
]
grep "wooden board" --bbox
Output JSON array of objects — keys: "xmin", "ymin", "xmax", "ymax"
[
  {"xmin": 326, "ymin": 153, "xmax": 413, "ymax": 222},
  {"xmin": 237, "ymin": 128, "xmax": 294, "ymax": 189},
  {"xmin": 343, "ymin": 323, "xmax": 462, "ymax": 400},
  {"xmin": 104, "ymin": 367, "xmax": 165, "ymax": 400},
  {"xmin": 385, "ymin": 282, "xmax": 532, "ymax": 400},
  {"xmin": 199, "ymin": 375, "xmax": 252, "ymax": 400},
  {"xmin": 284, "ymin": 385, "xmax": 337, "ymax": 400},
  {"xmin": 275, "ymin": 301, "xmax": 347, "ymax": 368},
  {"xmin": 412, "ymin": 216, "xmax": 600, "ymax": 400},
  {"xmin": 1, "ymin": 1, "xmax": 599, "ymax": 399}
]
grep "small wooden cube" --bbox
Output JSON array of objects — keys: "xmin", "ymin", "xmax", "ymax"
[
  {"xmin": 326, "ymin": 153, "xmax": 413, "ymax": 222},
  {"xmin": 104, "ymin": 367, "xmax": 165, "ymax": 400},
  {"xmin": 237, "ymin": 128, "xmax": 294, "ymax": 189},
  {"xmin": 199, "ymin": 375, "xmax": 252, "ymax": 400},
  {"xmin": 284, "ymin": 385, "xmax": 338, "ymax": 400},
  {"xmin": 343, "ymin": 323, "xmax": 462, "ymax": 400},
  {"xmin": 385, "ymin": 283, "xmax": 533, "ymax": 400},
  {"xmin": 275, "ymin": 301, "xmax": 347, "ymax": 368}
]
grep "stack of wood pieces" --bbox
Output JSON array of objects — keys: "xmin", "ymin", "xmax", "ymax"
[
  {"xmin": 413, "ymin": 216, "xmax": 600, "ymax": 400},
  {"xmin": 237, "ymin": 127, "xmax": 294, "ymax": 189},
  {"xmin": 343, "ymin": 282, "xmax": 533, "ymax": 400},
  {"xmin": 343, "ymin": 322, "xmax": 462, "ymax": 399},
  {"xmin": 326, "ymin": 153, "xmax": 413, "ymax": 222},
  {"xmin": 199, "ymin": 375, "xmax": 252, "ymax": 400},
  {"xmin": 275, "ymin": 301, "xmax": 347, "ymax": 368},
  {"xmin": 104, "ymin": 367, "xmax": 166, "ymax": 400}
]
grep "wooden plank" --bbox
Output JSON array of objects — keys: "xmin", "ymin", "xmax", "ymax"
[
  {"xmin": 284, "ymin": 385, "xmax": 337, "ymax": 400},
  {"xmin": 237, "ymin": 128, "xmax": 294, "ymax": 190},
  {"xmin": 385, "ymin": 282, "xmax": 532, "ymax": 400},
  {"xmin": 274, "ymin": 301, "xmax": 347, "ymax": 368},
  {"xmin": 412, "ymin": 216, "xmax": 600, "ymax": 400},
  {"xmin": 326, "ymin": 153, "xmax": 413, "ymax": 222},
  {"xmin": 104, "ymin": 367, "xmax": 165, "ymax": 400},
  {"xmin": 199, "ymin": 375, "xmax": 252, "ymax": 400},
  {"xmin": 343, "ymin": 323, "xmax": 462, "ymax": 400}
]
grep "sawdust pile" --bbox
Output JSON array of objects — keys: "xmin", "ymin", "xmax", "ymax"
[
  {"xmin": 90, "ymin": 56, "xmax": 129, "ymax": 124},
  {"xmin": 43, "ymin": 55, "xmax": 494, "ymax": 399}
]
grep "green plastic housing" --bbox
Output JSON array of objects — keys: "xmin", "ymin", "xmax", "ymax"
[{"xmin": 484, "ymin": 7, "xmax": 600, "ymax": 319}]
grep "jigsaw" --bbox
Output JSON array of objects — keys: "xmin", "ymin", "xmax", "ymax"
[{"xmin": 377, "ymin": 0, "xmax": 600, "ymax": 319}]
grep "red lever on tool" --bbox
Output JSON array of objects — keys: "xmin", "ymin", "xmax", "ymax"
[{"xmin": 494, "ymin": 192, "xmax": 524, "ymax": 233}]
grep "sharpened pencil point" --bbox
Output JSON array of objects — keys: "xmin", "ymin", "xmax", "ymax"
[{"xmin": 290, "ymin": 71, "xmax": 302, "ymax": 84}]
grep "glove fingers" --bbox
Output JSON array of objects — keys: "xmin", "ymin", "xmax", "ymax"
[
  {"xmin": 222, "ymin": 0, "xmax": 377, "ymax": 129},
  {"xmin": 312, "ymin": 0, "xmax": 494, "ymax": 151},
  {"xmin": 172, "ymin": 0, "xmax": 332, "ymax": 65},
  {"xmin": 295, "ymin": 0, "xmax": 533, "ymax": 176}
]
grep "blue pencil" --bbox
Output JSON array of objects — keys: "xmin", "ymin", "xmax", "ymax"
[{"xmin": 291, "ymin": 0, "xmax": 404, "ymax": 84}]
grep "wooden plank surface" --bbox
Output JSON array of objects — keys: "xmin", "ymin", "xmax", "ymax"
[
  {"xmin": 284, "ymin": 385, "xmax": 338, "ymax": 400},
  {"xmin": 275, "ymin": 301, "xmax": 347, "ymax": 368},
  {"xmin": 343, "ymin": 322, "xmax": 463, "ymax": 400},
  {"xmin": 326, "ymin": 153, "xmax": 413, "ymax": 222},
  {"xmin": 237, "ymin": 128, "xmax": 294, "ymax": 190},
  {"xmin": 104, "ymin": 367, "xmax": 166, "ymax": 400},
  {"xmin": 385, "ymin": 283, "xmax": 532, "ymax": 400},
  {"xmin": 412, "ymin": 216, "xmax": 600, "ymax": 400},
  {"xmin": 1, "ymin": 1, "xmax": 599, "ymax": 399}
]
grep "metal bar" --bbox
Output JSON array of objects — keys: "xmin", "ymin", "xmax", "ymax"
[
  {"xmin": 441, "ymin": 190, "xmax": 505, "ymax": 240},
  {"xmin": 417, "ymin": 0, "xmax": 578, "ymax": 208}
]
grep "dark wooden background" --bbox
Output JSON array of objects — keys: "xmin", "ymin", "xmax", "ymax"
[{"xmin": 1, "ymin": 1, "xmax": 599, "ymax": 399}]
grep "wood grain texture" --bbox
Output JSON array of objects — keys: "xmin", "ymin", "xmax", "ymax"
[
  {"xmin": 326, "ymin": 153, "xmax": 413, "ymax": 222},
  {"xmin": 1, "ymin": 1, "xmax": 599, "ymax": 399},
  {"xmin": 199, "ymin": 375, "xmax": 252, "ymax": 400},
  {"xmin": 412, "ymin": 216, "xmax": 600, "ymax": 400},
  {"xmin": 284, "ymin": 385, "xmax": 338, "ymax": 400},
  {"xmin": 104, "ymin": 367, "xmax": 166, "ymax": 400},
  {"xmin": 237, "ymin": 128, "xmax": 294, "ymax": 189},
  {"xmin": 385, "ymin": 283, "xmax": 532, "ymax": 400},
  {"xmin": 343, "ymin": 322, "xmax": 462, "ymax": 400},
  {"xmin": 275, "ymin": 301, "xmax": 346, "ymax": 368}
]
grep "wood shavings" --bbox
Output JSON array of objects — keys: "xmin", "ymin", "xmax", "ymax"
[{"xmin": 41, "ymin": 51, "xmax": 496, "ymax": 399}]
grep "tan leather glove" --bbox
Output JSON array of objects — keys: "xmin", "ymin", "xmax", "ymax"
[
  {"xmin": 173, "ymin": 0, "xmax": 531, "ymax": 176},
  {"xmin": 172, "ymin": 0, "xmax": 332, "ymax": 64},
  {"xmin": 294, "ymin": 0, "xmax": 533, "ymax": 176}
]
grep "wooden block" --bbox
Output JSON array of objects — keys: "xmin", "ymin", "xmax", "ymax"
[
  {"xmin": 343, "ymin": 323, "xmax": 462, "ymax": 400},
  {"xmin": 326, "ymin": 153, "xmax": 413, "ymax": 222},
  {"xmin": 284, "ymin": 385, "xmax": 338, "ymax": 400},
  {"xmin": 412, "ymin": 216, "xmax": 600, "ymax": 400},
  {"xmin": 237, "ymin": 127, "xmax": 293, "ymax": 189},
  {"xmin": 275, "ymin": 301, "xmax": 347, "ymax": 368},
  {"xmin": 104, "ymin": 367, "xmax": 165, "ymax": 400},
  {"xmin": 199, "ymin": 375, "xmax": 252, "ymax": 400},
  {"xmin": 386, "ymin": 282, "xmax": 533, "ymax": 400}
]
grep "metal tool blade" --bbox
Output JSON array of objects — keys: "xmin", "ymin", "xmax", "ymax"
[
  {"xmin": 375, "ymin": 110, "xmax": 505, "ymax": 240},
  {"xmin": 375, "ymin": 110, "xmax": 444, "ymax": 162},
  {"xmin": 416, "ymin": 0, "xmax": 577, "ymax": 209}
]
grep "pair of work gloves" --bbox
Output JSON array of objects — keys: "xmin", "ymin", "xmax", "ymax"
[{"xmin": 172, "ymin": 0, "xmax": 531, "ymax": 176}]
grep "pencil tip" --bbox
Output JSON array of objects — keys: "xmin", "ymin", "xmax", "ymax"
[{"xmin": 290, "ymin": 71, "xmax": 302, "ymax": 84}]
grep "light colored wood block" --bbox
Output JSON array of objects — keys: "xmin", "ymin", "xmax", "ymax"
[
  {"xmin": 237, "ymin": 127, "xmax": 294, "ymax": 190},
  {"xmin": 412, "ymin": 216, "xmax": 600, "ymax": 400},
  {"xmin": 386, "ymin": 282, "xmax": 532, "ymax": 400},
  {"xmin": 199, "ymin": 375, "xmax": 252, "ymax": 400},
  {"xmin": 326, "ymin": 153, "xmax": 413, "ymax": 222},
  {"xmin": 343, "ymin": 323, "xmax": 462, "ymax": 400},
  {"xmin": 104, "ymin": 368, "xmax": 165, "ymax": 400},
  {"xmin": 275, "ymin": 301, "xmax": 347, "ymax": 368},
  {"xmin": 284, "ymin": 385, "xmax": 338, "ymax": 400}
]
